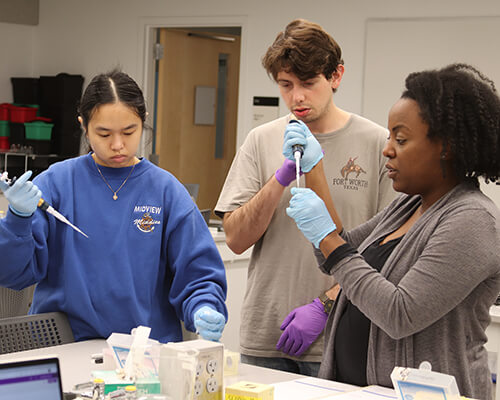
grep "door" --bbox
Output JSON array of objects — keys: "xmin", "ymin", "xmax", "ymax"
[{"xmin": 156, "ymin": 28, "xmax": 240, "ymax": 216}]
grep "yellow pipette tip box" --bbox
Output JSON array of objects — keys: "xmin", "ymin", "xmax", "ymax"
[{"xmin": 225, "ymin": 381, "xmax": 274, "ymax": 400}]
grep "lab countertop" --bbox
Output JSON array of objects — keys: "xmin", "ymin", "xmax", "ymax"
[{"xmin": 0, "ymin": 339, "xmax": 303, "ymax": 393}]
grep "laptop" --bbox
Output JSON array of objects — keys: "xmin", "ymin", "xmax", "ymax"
[{"xmin": 0, "ymin": 356, "xmax": 64, "ymax": 399}]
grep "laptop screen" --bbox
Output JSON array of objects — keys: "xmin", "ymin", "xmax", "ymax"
[{"xmin": 0, "ymin": 357, "xmax": 63, "ymax": 400}]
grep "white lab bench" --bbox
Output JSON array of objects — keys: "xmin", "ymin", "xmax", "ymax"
[
  {"xmin": 0, "ymin": 340, "xmax": 395, "ymax": 399},
  {"xmin": 0, "ymin": 339, "xmax": 305, "ymax": 394}
]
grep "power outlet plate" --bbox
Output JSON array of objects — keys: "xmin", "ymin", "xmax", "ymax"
[{"xmin": 161, "ymin": 339, "xmax": 223, "ymax": 400}]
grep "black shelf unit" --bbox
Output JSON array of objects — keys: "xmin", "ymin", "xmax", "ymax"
[
  {"xmin": 11, "ymin": 73, "xmax": 84, "ymax": 158},
  {"xmin": 0, "ymin": 151, "xmax": 63, "ymax": 180}
]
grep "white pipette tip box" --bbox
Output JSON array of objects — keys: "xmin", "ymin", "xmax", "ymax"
[{"xmin": 390, "ymin": 362, "xmax": 461, "ymax": 400}]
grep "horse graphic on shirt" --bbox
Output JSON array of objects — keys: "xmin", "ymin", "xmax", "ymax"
[{"xmin": 341, "ymin": 157, "xmax": 366, "ymax": 179}]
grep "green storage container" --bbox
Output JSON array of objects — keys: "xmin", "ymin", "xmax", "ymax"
[
  {"xmin": 24, "ymin": 121, "xmax": 53, "ymax": 140},
  {"xmin": 0, "ymin": 120, "xmax": 9, "ymax": 137}
]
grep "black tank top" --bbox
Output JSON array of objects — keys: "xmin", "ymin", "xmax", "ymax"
[{"xmin": 334, "ymin": 235, "xmax": 403, "ymax": 386}]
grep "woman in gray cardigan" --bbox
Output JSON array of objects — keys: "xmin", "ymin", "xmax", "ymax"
[{"xmin": 282, "ymin": 63, "xmax": 500, "ymax": 400}]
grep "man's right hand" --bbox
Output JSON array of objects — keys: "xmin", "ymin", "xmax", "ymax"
[
  {"xmin": 283, "ymin": 120, "xmax": 323, "ymax": 172},
  {"xmin": 0, "ymin": 170, "xmax": 41, "ymax": 217}
]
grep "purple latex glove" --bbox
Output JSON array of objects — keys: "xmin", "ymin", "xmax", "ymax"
[
  {"xmin": 275, "ymin": 158, "xmax": 303, "ymax": 187},
  {"xmin": 276, "ymin": 298, "xmax": 328, "ymax": 356}
]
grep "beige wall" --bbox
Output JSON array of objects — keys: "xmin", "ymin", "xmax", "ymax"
[
  {"xmin": 28, "ymin": 0, "xmax": 500, "ymax": 148},
  {"xmin": 0, "ymin": 22, "xmax": 35, "ymax": 103}
]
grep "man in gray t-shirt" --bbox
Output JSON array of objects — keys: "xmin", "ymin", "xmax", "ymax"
[{"xmin": 215, "ymin": 18, "xmax": 395, "ymax": 376}]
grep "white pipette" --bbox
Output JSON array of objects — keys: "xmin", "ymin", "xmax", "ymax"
[
  {"xmin": 293, "ymin": 144, "xmax": 303, "ymax": 188},
  {"xmin": 37, "ymin": 198, "xmax": 89, "ymax": 238},
  {"xmin": 288, "ymin": 119, "xmax": 304, "ymax": 188},
  {"xmin": 1, "ymin": 172, "xmax": 88, "ymax": 238}
]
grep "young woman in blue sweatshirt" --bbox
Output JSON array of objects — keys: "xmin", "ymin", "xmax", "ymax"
[{"xmin": 0, "ymin": 70, "xmax": 227, "ymax": 343}]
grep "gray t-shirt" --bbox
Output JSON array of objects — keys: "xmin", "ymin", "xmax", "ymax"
[{"xmin": 215, "ymin": 113, "xmax": 395, "ymax": 361}]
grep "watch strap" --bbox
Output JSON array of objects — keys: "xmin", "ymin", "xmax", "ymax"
[{"xmin": 318, "ymin": 291, "xmax": 334, "ymax": 314}]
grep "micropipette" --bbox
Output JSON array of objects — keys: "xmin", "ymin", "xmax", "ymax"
[
  {"xmin": 292, "ymin": 144, "xmax": 303, "ymax": 188},
  {"xmin": 289, "ymin": 120, "xmax": 304, "ymax": 188},
  {"xmin": 1, "ymin": 172, "xmax": 89, "ymax": 238},
  {"xmin": 37, "ymin": 198, "xmax": 89, "ymax": 238}
]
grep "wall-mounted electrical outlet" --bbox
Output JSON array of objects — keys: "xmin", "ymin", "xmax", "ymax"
[
  {"xmin": 206, "ymin": 377, "xmax": 218, "ymax": 393},
  {"xmin": 194, "ymin": 380, "xmax": 203, "ymax": 396},
  {"xmin": 206, "ymin": 359, "xmax": 218, "ymax": 374}
]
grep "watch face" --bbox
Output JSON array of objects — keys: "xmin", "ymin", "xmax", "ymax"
[
  {"xmin": 323, "ymin": 299, "xmax": 334, "ymax": 314},
  {"xmin": 319, "ymin": 293, "xmax": 334, "ymax": 314}
]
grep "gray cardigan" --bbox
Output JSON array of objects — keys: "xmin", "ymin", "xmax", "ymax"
[{"xmin": 317, "ymin": 182, "xmax": 500, "ymax": 400}]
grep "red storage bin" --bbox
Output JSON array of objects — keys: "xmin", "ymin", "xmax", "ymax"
[
  {"xmin": 9, "ymin": 105, "xmax": 38, "ymax": 123},
  {"xmin": 0, "ymin": 136, "xmax": 9, "ymax": 150},
  {"xmin": 0, "ymin": 103, "xmax": 10, "ymax": 121},
  {"xmin": 31, "ymin": 116, "xmax": 52, "ymax": 123}
]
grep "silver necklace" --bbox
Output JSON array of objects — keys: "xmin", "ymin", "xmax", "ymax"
[{"xmin": 94, "ymin": 162, "xmax": 136, "ymax": 200}]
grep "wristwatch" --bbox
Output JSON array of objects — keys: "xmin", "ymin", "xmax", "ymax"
[{"xmin": 319, "ymin": 291, "xmax": 335, "ymax": 314}]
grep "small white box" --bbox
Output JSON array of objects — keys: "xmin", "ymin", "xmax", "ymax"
[{"xmin": 391, "ymin": 364, "xmax": 461, "ymax": 400}]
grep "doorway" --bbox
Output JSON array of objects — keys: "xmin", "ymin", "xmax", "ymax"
[{"xmin": 155, "ymin": 27, "xmax": 241, "ymax": 217}]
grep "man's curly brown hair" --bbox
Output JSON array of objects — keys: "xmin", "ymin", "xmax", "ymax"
[{"xmin": 262, "ymin": 19, "xmax": 344, "ymax": 90}]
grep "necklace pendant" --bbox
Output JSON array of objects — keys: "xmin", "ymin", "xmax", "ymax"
[{"xmin": 94, "ymin": 159, "xmax": 136, "ymax": 202}]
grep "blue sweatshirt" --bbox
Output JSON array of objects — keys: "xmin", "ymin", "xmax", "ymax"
[{"xmin": 0, "ymin": 153, "xmax": 227, "ymax": 342}]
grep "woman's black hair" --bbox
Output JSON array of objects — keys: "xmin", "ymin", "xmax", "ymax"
[
  {"xmin": 401, "ymin": 63, "xmax": 499, "ymax": 185},
  {"xmin": 78, "ymin": 69, "xmax": 146, "ymax": 129}
]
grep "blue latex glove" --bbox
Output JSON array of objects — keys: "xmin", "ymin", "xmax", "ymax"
[
  {"xmin": 283, "ymin": 120, "xmax": 323, "ymax": 172},
  {"xmin": 286, "ymin": 187, "xmax": 336, "ymax": 248},
  {"xmin": 275, "ymin": 158, "xmax": 303, "ymax": 187},
  {"xmin": 0, "ymin": 170, "xmax": 41, "ymax": 217},
  {"xmin": 276, "ymin": 298, "xmax": 328, "ymax": 356},
  {"xmin": 193, "ymin": 306, "xmax": 226, "ymax": 342}
]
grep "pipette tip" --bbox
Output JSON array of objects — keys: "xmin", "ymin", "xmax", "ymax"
[{"xmin": 77, "ymin": 229, "xmax": 89, "ymax": 239}]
